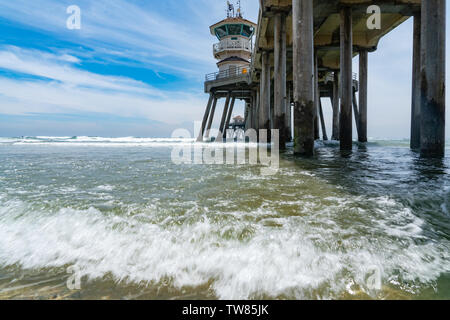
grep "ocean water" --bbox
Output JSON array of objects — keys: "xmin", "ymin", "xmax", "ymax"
[{"xmin": 0, "ymin": 136, "xmax": 449, "ymax": 300}]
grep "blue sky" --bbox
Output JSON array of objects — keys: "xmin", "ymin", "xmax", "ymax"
[{"xmin": 0, "ymin": 0, "xmax": 448, "ymax": 139}]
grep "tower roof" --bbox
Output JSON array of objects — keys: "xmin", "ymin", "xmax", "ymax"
[
  {"xmin": 210, "ymin": 17, "xmax": 257, "ymax": 38},
  {"xmin": 210, "ymin": 17, "xmax": 257, "ymax": 34}
]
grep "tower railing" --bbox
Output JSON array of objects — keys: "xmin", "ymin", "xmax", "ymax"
[
  {"xmin": 213, "ymin": 39, "xmax": 252, "ymax": 55},
  {"xmin": 205, "ymin": 66, "xmax": 250, "ymax": 82}
]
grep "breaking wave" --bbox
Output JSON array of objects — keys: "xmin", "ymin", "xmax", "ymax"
[{"xmin": 0, "ymin": 193, "xmax": 449, "ymax": 299}]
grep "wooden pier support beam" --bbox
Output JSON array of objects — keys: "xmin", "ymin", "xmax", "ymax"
[
  {"xmin": 259, "ymin": 51, "xmax": 271, "ymax": 142},
  {"xmin": 359, "ymin": 50, "xmax": 368, "ymax": 143},
  {"xmin": 332, "ymin": 71, "xmax": 340, "ymax": 141},
  {"xmin": 197, "ymin": 93, "xmax": 214, "ymax": 142},
  {"xmin": 293, "ymin": 0, "xmax": 315, "ymax": 156},
  {"xmin": 216, "ymin": 92, "xmax": 231, "ymax": 142},
  {"xmin": 274, "ymin": 12, "xmax": 288, "ymax": 149},
  {"xmin": 339, "ymin": 6, "xmax": 353, "ymax": 151},
  {"xmin": 420, "ymin": 0, "xmax": 446, "ymax": 156},
  {"xmin": 205, "ymin": 96, "xmax": 218, "ymax": 139},
  {"xmin": 410, "ymin": 12, "xmax": 422, "ymax": 150}
]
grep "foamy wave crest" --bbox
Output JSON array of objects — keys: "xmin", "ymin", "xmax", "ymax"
[
  {"xmin": 2, "ymin": 136, "xmax": 195, "ymax": 147},
  {"xmin": 0, "ymin": 194, "xmax": 449, "ymax": 299},
  {"xmin": 67, "ymin": 137, "xmax": 194, "ymax": 143}
]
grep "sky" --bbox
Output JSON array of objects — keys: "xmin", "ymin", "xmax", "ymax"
[{"xmin": 0, "ymin": 0, "xmax": 448, "ymax": 139}]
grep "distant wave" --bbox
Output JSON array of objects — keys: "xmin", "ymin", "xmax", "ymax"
[
  {"xmin": 0, "ymin": 136, "xmax": 196, "ymax": 147},
  {"xmin": 0, "ymin": 136, "xmax": 449, "ymax": 149}
]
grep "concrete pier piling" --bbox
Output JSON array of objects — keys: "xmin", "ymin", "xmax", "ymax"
[
  {"xmin": 217, "ymin": 92, "xmax": 231, "ymax": 142},
  {"xmin": 411, "ymin": 13, "xmax": 422, "ymax": 150},
  {"xmin": 339, "ymin": 6, "xmax": 353, "ymax": 151},
  {"xmin": 274, "ymin": 13, "xmax": 288, "ymax": 148},
  {"xmin": 332, "ymin": 71, "xmax": 340, "ymax": 141},
  {"xmin": 286, "ymin": 85, "xmax": 292, "ymax": 142},
  {"xmin": 205, "ymin": 96, "xmax": 218, "ymax": 139},
  {"xmin": 260, "ymin": 51, "xmax": 271, "ymax": 142},
  {"xmin": 420, "ymin": 0, "xmax": 446, "ymax": 157},
  {"xmin": 244, "ymin": 102, "xmax": 251, "ymax": 131},
  {"xmin": 314, "ymin": 52, "xmax": 321, "ymax": 141},
  {"xmin": 248, "ymin": 91, "xmax": 256, "ymax": 132},
  {"xmin": 254, "ymin": 90, "xmax": 260, "ymax": 131},
  {"xmin": 293, "ymin": 0, "xmax": 315, "ymax": 156},
  {"xmin": 319, "ymin": 99, "xmax": 328, "ymax": 141},
  {"xmin": 197, "ymin": 93, "xmax": 214, "ymax": 142},
  {"xmin": 201, "ymin": 1, "xmax": 446, "ymax": 158},
  {"xmin": 224, "ymin": 97, "xmax": 237, "ymax": 138},
  {"xmin": 359, "ymin": 50, "xmax": 368, "ymax": 143},
  {"xmin": 353, "ymin": 89, "xmax": 361, "ymax": 138},
  {"xmin": 270, "ymin": 80, "xmax": 275, "ymax": 132}
]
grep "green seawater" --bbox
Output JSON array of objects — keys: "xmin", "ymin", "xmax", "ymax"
[{"xmin": 0, "ymin": 137, "xmax": 449, "ymax": 300}]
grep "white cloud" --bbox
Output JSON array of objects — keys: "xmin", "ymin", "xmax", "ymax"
[
  {"xmin": 0, "ymin": 47, "xmax": 207, "ymax": 124},
  {"xmin": 0, "ymin": 0, "xmax": 256, "ymax": 134},
  {"xmin": 0, "ymin": 47, "xmax": 165, "ymax": 96},
  {"xmin": 0, "ymin": 0, "xmax": 259, "ymax": 76},
  {"xmin": 0, "ymin": 1, "xmax": 447, "ymax": 139},
  {"xmin": 0, "ymin": 0, "xmax": 218, "ymax": 75}
]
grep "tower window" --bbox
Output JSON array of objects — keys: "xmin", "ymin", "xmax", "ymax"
[
  {"xmin": 215, "ymin": 26, "xmax": 228, "ymax": 39},
  {"xmin": 242, "ymin": 25, "xmax": 253, "ymax": 37},
  {"xmin": 214, "ymin": 24, "xmax": 254, "ymax": 40},
  {"xmin": 227, "ymin": 24, "xmax": 242, "ymax": 35}
]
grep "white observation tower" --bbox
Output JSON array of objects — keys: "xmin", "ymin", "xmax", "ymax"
[
  {"xmin": 197, "ymin": 1, "xmax": 257, "ymax": 142},
  {"xmin": 209, "ymin": 1, "xmax": 257, "ymax": 77}
]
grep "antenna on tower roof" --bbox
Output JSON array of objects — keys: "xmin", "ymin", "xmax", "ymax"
[
  {"xmin": 226, "ymin": 1, "xmax": 243, "ymax": 18},
  {"xmin": 237, "ymin": 0, "xmax": 242, "ymax": 18},
  {"xmin": 226, "ymin": 1, "xmax": 234, "ymax": 18}
]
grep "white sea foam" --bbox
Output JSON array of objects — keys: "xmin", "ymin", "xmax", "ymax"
[
  {"xmin": 3, "ymin": 136, "xmax": 196, "ymax": 146},
  {"xmin": 442, "ymin": 203, "xmax": 449, "ymax": 216},
  {"xmin": 70, "ymin": 136, "xmax": 194, "ymax": 143},
  {"xmin": 60, "ymin": 187, "xmax": 78, "ymax": 193},
  {"xmin": 36, "ymin": 136, "xmax": 75, "ymax": 140},
  {"xmin": 96, "ymin": 185, "xmax": 115, "ymax": 192},
  {"xmin": 0, "ymin": 194, "xmax": 449, "ymax": 299},
  {"xmin": 1, "ymin": 136, "xmax": 264, "ymax": 150},
  {"xmin": 12, "ymin": 142, "xmax": 196, "ymax": 147},
  {"xmin": 5, "ymin": 136, "xmax": 262, "ymax": 149},
  {"xmin": 2, "ymin": 137, "xmax": 449, "ymax": 149}
]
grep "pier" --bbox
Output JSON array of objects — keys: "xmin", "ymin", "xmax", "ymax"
[{"xmin": 198, "ymin": 0, "xmax": 446, "ymax": 157}]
